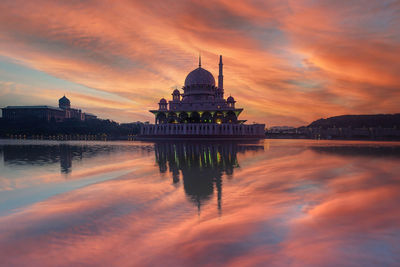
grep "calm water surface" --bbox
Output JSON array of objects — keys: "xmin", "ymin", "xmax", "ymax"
[{"xmin": 0, "ymin": 139, "xmax": 399, "ymax": 266}]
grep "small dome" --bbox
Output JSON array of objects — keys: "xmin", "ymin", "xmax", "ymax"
[
  {"xmin": 227, "ymin": 96, "xmax": 235, "ymax": 102},
  {"xmin": 59, "ymin": 95, "xmax": 70, "ymax": 104},
  {"xmin": 159, "ymin": 98, "xmax": 167, "ymax": 104},
  {"xmin": 184, "ymin": 67, "xmax": 215, "ymax": 87},
  {"xmin": 172, "ymin": 89, "xmax": 180, "ymax": 95}
]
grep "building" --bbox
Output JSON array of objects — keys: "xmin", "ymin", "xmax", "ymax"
[
  {"xmin": 58, "ymin": 96, "xmax": 85, "ymax": 121},
  {"xmin": 84, "ymin": 113, "xmax": 98, "ymax": 120},
  {"xmin": 138, "ymin": 55, "xmax": 265, "ymax": 139},
  {"xmin": 2, "ymin": 96, "xmax": 95, "ymax": 122}
]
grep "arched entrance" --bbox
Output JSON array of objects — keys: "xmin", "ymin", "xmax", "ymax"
[
  {"xmin": 201, "ymin": 112, "xmax": 212, "ymax": 123},
  {"xmin": 190, "ymin": 112, "xmax": 201, "ymax": 123},
  {"xmin": 226, "ymin": 111, "xmax": 237, "ymax": 124},
  {"xmin": 167, "ymin": 112, "xmax": 178, "ymax": 123},
  {"xmin": 156, "ymin": 112, "xmax": 167, "ymax": 124},
  {"xmin": 213, "ymin": 111, "xmax": 224, "ymax": 124},
  {"xmin": 179, "ymin": 112, "xmax": 189, "ymax": 123}
]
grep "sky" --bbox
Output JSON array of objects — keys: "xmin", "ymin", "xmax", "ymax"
[{"xmin": 0, "ymin": 0, "xmax": 399, "ymax": 126}]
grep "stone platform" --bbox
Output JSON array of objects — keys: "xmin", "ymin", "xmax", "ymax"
[{"xmin": 136, "ymin": 123, "xmax": 265, "ymax": 140}]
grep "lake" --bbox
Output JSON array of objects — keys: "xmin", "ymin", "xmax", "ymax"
[{"xmin": 0, "ymin": 139, "xmax": 399, "ymax": 266}]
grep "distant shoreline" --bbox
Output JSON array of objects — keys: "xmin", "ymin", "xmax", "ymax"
[
  {"xmin": 265, "ymin": 136, "xmax": 400, "ymax": 142},
  {"xmin": 1, "ymin": 137, "xmax": 400, "ymax": 143}
]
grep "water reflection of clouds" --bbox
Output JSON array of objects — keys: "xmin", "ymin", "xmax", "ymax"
[
  {"xmin": 1, "ymin": 143, "xmax": 121, "ymax": 174},
  {"xmin": 0, "ymin": 141, "xmax": 399, "ymax": 266},
  {"xmin": 310, "ymin": 145, "xmax": 400, "ymax": 158}
]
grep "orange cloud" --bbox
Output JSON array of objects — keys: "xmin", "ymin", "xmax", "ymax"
[{"xmin": 0, "ymin": 0, "xmax": 399, "ymax": 126}]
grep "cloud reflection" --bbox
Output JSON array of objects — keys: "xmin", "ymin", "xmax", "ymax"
[{"xmin": 0, "ymin": 140, "xmax": 400, "ymax": 266}]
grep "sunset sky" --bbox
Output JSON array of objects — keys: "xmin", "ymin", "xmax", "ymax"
[{"xmin": 0, "ymin": 0, "xmax": 399, "ymax": 126}]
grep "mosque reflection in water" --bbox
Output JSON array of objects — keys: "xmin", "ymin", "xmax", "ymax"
[
  {"xmin": 1, "ymin": 141, "xmax": 264, "ymax": 211},
  {"xmin": 154, "ymin": 142, "xmax": 264, "ymax": 211}
]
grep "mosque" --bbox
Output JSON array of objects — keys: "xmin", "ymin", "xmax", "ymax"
[{"xmin": 138, "ymin": 55, "xmax": 265, "ymax": 139}]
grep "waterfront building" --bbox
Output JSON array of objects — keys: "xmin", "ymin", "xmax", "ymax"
[
  {"xmin": 138, "ymin": 55, "xmax": 265, "ymax": 139},
  {"xmin": 84, "ymin": 113, "xmax": 98, "ymax": 120},
  {"xmin": 2, "ymin": 96, "xmax": 96, "ymax": 122}
]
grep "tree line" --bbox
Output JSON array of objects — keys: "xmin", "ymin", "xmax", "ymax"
[{"xmin": 0, "ymin": 117, "xmax": 143, "ymax": 139}]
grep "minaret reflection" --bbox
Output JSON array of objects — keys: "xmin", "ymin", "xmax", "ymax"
[{"xmin": 154, "ymin": 142, "xmax": 264, "ymax": 213}]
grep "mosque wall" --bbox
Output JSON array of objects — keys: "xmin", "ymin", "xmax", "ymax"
[{"xmin": 140, "ymin": 123, "xmax": 265, "ymax": 138}]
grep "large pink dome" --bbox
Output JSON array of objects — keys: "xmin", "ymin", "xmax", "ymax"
[{"xmin": 184, "ymin": 67, "xmax": 215, "ymax": 87}]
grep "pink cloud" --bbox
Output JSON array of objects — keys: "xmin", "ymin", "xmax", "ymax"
[{"xmin": 0, "ymin": 0, "xmax": 399, "ymax": 125}]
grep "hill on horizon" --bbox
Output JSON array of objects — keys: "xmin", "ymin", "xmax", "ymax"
[{"xmin": 307, "ymin": 114, "xmax": 400, "ymax": 129}]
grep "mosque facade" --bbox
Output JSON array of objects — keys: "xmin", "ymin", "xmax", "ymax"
[{"xmin": 138, "ymin": 55, "xmax": 265, "ymax": 139}]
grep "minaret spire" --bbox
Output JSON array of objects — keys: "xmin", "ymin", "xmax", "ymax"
[
  {"xmin": 199, "ymin": 52, "xmax": 201, "ymax": 68},
  {"xmin": 218, "ymin": 55, "xmax": 224, "ymax": 94}
]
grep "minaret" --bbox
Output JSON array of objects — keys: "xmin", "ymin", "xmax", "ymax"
[{"xmin": 218, "ymin": 55, "xmax": 224, "ymax": 97}]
